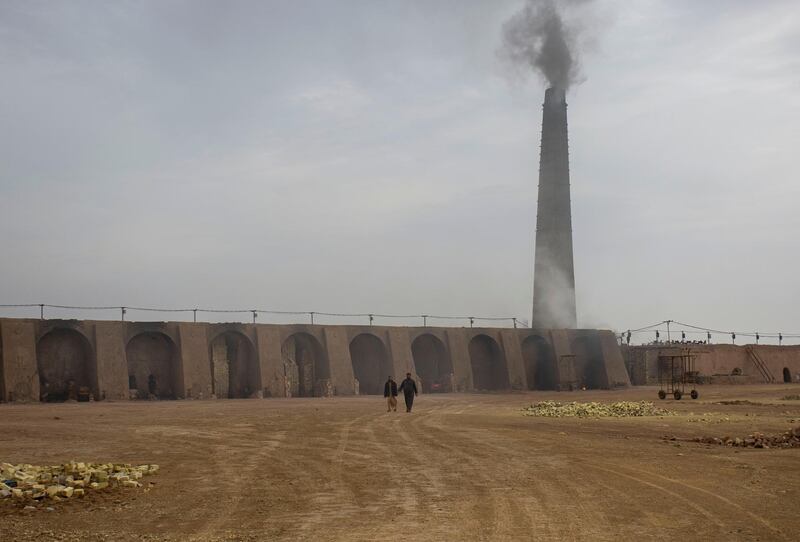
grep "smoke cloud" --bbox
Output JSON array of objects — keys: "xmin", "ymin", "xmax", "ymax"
[
  {"xmin": 500, "ymin": 0, "xmax": 587, "ymax": 91},
  {"xmin": 533, "ymin": 243, "xmax": 577, "ymax": 329}
]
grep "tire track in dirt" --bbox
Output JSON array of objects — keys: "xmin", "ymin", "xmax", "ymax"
[
  {"xmin": 190, "ymin": 430, "xmax": 287, "ymax": 539},
  {"xmin": 193, "ymin": 410, "xmax": 380, "ymax": 539},
  {"xmin": 586, "ymin": 461, "xmax": 787, "ymax": 539},
  {"xmin": 183, "ymin": 399, "xmax": 787, "ymax": 540},
  {"xmin": 402, "ymin": 406, "xmax": 538, "ymax": 539},
  {"xmin": 360, "ymin": 416, "xmax": 421, "ymax": 518},
  {"xmin": 442, "ymin": 406, "xmax": 769, "ymax": 540},
  {"xmin": 461, "ymin": 420, "xmax": 730, "ymax": 539},
  {"xmin": 581, "ymin": 461, "xmax": 727, "ymax": 528},
  {"xmin": 286, "ymin": 412, "xmax": 380, "ymax": 540},
  {"xmin": 411, "ymin": 409, "xmax": 657, "ymax": 540},
  {"xmin": 483, "ymin": 416, "xmax": 790, "ymax": 541}
]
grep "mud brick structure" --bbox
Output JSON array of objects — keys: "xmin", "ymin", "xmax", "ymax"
[
  {"xmin": 623, "ymin": 344, "xmax": 800, "ymax": 385},
  {"xmin": 0, "ymin": 318, "xmax": 629, "ymax": 402}
]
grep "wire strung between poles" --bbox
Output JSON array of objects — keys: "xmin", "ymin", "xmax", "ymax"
[{"xmin": 0, "ymin": 303, "xmax": 522, "ymax": 327}]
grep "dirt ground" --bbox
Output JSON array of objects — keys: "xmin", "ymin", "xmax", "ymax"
[{"xmin": 2, "ymin": 385, "xmax": 800, "ymax": 541}]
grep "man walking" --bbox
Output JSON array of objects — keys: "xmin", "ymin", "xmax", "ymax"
[
  {"xmin": 383, "ymin": 376, "xmax": 398, "ymax": 412},
  {"xmin": 398, "ymin": 372, "xmax": 418, "ymax": 413}
]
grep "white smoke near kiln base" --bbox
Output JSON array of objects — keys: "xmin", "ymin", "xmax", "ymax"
[
  {"xmin": 533, "ymin": 242, "xmax": 577, "ymax": 329},
  {"xmin": 500, "ymin": 0, "xmax": 589, "ymax": 91}
]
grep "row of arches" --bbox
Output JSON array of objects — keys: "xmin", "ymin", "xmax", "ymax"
[
  {"xmin": 34, "ymin": 328, "xmax": 264, "ymax": 402},
  {"xmin": 33, "ymin": 327, "xmax": 606, "ymax": 401},
  {"xmin": 126, "ymin": 330, "xmax": 261, "ymax": 400},
  {"xmin": 346, "ymin": 333, "xmax": 560, "ymax": 394},
  {"xmin": 33, "ymin": 328, "xmax": 334, "ymax": 402}
]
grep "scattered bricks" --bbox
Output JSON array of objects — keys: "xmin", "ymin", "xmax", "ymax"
[
  {"xmin": 109, "ymin": 473, "xmax": 130, "ymax": 483},
  {"xmin": 1, "ymin": 462, "xmax": 159, "ymax": 504},
  {"xmin": 15, "ymin": 471, "xmax": 33, "ymax": 483},
  {"xmin": 694, "ymin": 425, "xmax": 800, "ymax": 449}
]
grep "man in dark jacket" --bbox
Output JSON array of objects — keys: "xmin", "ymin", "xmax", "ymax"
[
  {"xmin": 398, "ymin": 372, "xmax": 418, "ymax": 413},
  {"xmin": 383, "ymin": 376, "xmax": 398, "ymax": 412}
]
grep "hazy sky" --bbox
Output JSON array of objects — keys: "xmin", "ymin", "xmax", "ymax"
[{"xmin": 1, "ymin": 0, "xmax": 798, "ymax": 341}]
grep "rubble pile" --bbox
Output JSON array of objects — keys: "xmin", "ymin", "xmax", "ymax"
[
  {"xmin": 0, "ymin": 462, "xmax": 159, "ymax": 502},
  {"xmin": 523, "ymin": 400, "xmax": 673, "ymax": 418},
  {"xmin": 692, "ymin": 426, "xmax": 800, "ymax": 449}
]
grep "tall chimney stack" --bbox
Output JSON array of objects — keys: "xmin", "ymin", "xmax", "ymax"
[{"xmin": 532, "ymin": 87, "xmax": 577, "ymax": 329}]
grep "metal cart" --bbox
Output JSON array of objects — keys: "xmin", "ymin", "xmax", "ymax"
[{"xmin": 657, "ymin": 349, "xmax": 699, "ymax": 400}]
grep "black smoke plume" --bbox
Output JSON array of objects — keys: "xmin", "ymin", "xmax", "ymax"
[{"xmin": 501, "ymin": 0, "xmax": 587, "ymax": 91}]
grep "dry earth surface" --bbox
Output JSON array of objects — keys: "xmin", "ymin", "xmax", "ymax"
[{"xmin": 2, "ymin": 385, "xmax": 800, "ymax": 541}]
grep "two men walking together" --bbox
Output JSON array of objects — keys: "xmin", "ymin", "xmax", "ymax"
[{"xmin": 384, "ymin": 373, "xmax": 418, "ymax": 413}]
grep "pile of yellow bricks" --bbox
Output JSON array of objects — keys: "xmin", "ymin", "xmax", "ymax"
[{"xmin": 0, "ymin": 462, "xmax": 159, "ymax": 501}]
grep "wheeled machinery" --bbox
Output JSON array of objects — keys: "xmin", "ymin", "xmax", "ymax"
[{"xmin": 657, "ymin": 349, "xmax": 700, "ymax": 400}]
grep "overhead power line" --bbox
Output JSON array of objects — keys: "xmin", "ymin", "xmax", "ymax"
[
  {"xmin": 622, "ymin": 319, "xmax": 800, "ymax": 345},
  {"xmin": 0, "ymin": 303, "xmax": 525, "ymax": 328}
]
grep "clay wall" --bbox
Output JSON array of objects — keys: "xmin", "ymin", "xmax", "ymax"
[
  {"xmin": 0, "ymin": 317, "xmax": 629, "ymax": 402},
  {"xmin": 622, "ymin": 344, "xmax": 800, "ymax": 385},
  {"xmin": 0, "ymin": 332, "xmax": 3, "ymax": 401},
  {"xmin": 1, "ymin": 320, "xmax": 38, "ymax": 402}
]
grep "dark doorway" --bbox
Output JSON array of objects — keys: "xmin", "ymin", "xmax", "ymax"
[
  {"xmin": 411, "ymin": 334, "xmax": 453, "ymax": 392},
  {"xmin": 126, "ymin": 332, "xmax": 179, "ymax": 399},
  {"xmin": 571, "ymin": 335, "xmax": 607, "ymax": 389},
  {"xmin": 784, "ymin": 367, "xmax": 792, "ymax": 383},
  {"xmin": 468, "ymin": 335, "xmax": 509, "ymax": 391},
  {"xmin": 209, "ymin": 332, "xmax": 259, "ymax": 398},
  {"xmin": 349, "ymin": 334, "xmax": 391, "ymax": 395},
  {"xmin": 521, "ymin": 335, "xmax": 557, "ymax": 390},
  {"xmin": 37, "ymin": 329, "xmax": 95, "ymax": 402},
  {"xmin": 282, "ymin": 333, "xmax": 330, "ymax": 397}
]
